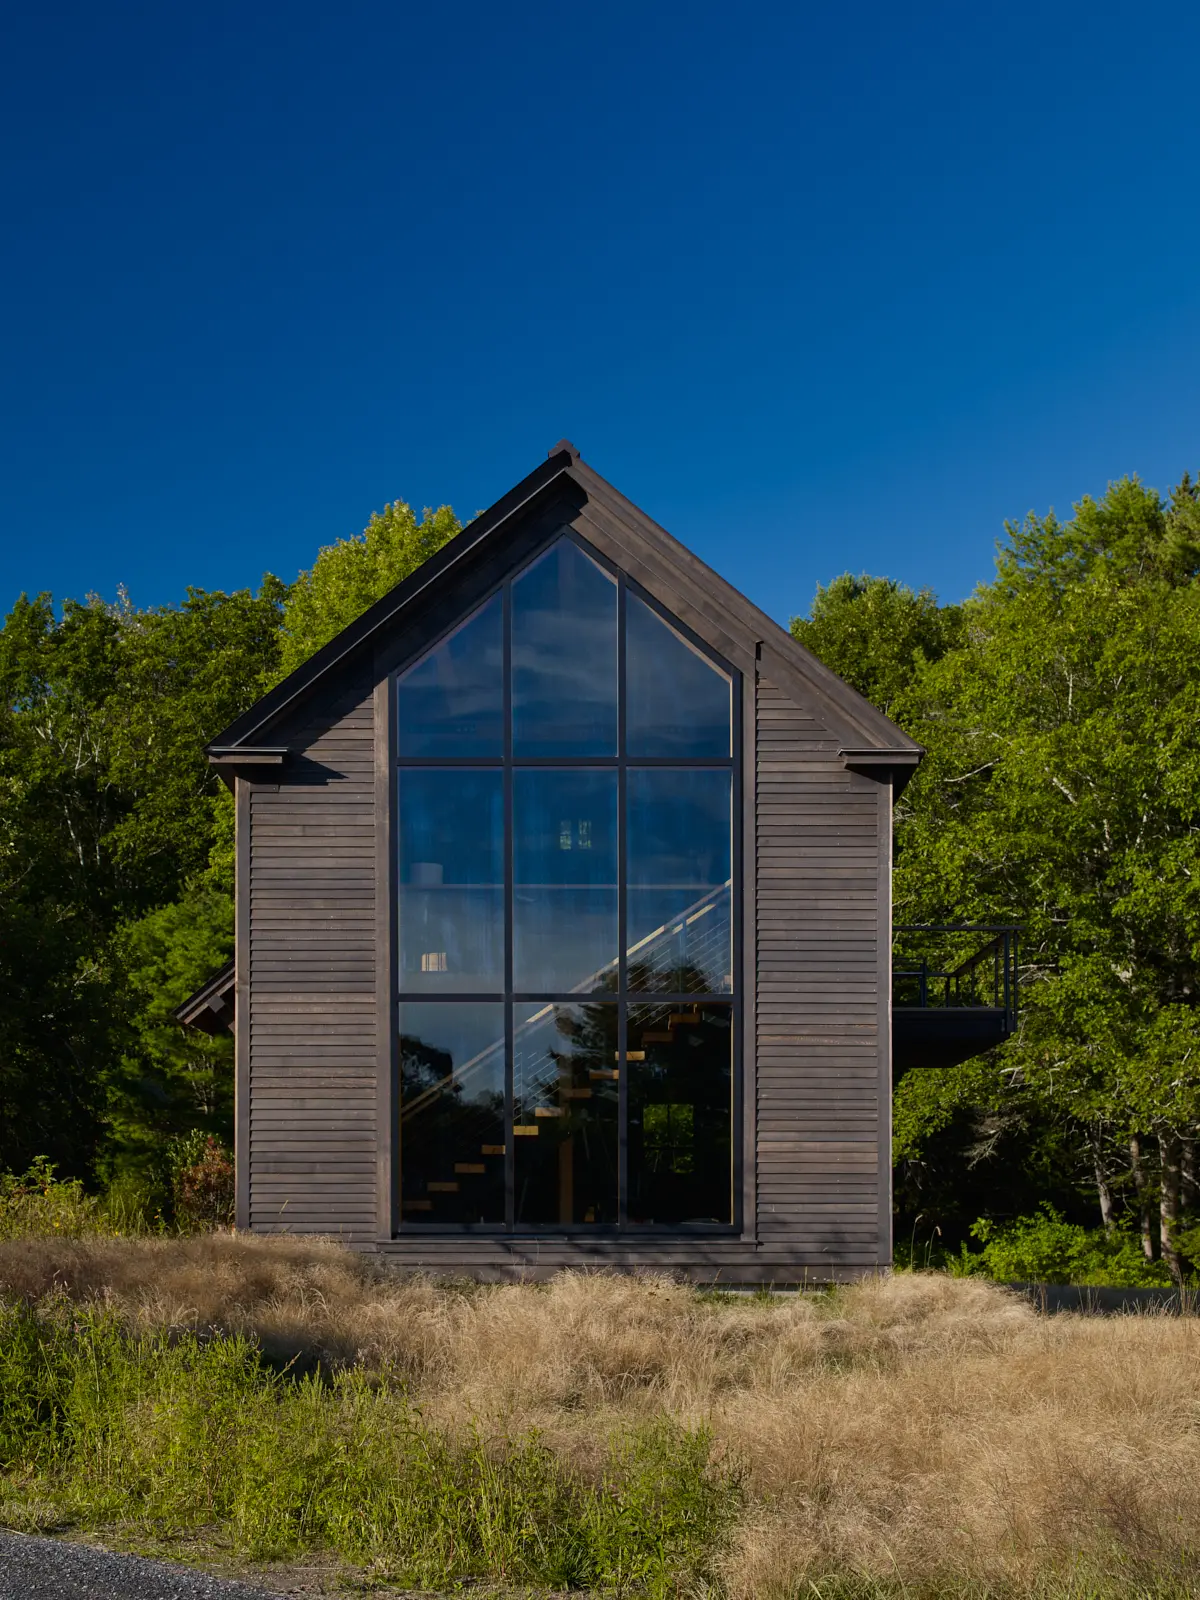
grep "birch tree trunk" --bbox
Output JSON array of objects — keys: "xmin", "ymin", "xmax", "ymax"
[
  {"xmin": 1182, "ymin": 1137, "xmax": 1198, "ymax": 1213},
  {"xmin": 1092, "ymin": 1137, "xmax": 1115, "ymax": 1234},
  {"xmin": 1130, "ymin": 1134, "xmax": 1156, "ymax": 1259},
  {"xmin": 1158, "ymin": 1129, "xmax": 1183, "ymax": 1285}
]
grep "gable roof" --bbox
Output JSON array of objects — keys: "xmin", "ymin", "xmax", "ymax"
[
  {"xmin": 207, "ymin": 442, "xmax": 922, "ymax": 778},
  {"xmin": 173, "ymin": 959, "xmax": 234, "ymax": 1034}
]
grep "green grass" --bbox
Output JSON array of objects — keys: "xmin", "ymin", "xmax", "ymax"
[
  {"xmin": 782, "ymin": 1583, "xmax": 1200, "ymax": 1600},
  {"xmin": 0, "ymin": 1297, "xmax": 739, "ymax": 1595}
]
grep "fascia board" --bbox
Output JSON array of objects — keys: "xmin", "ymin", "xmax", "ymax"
[
  {"xmin": 206, "ymin": 443, "xmax": 920, "ymax": 761},
  {"xmin": 570, "ymin": 460, "xmax": 921, "ymax": 754},
  {"xmin": 206, "ymin": 451, "xmax": 577, "ymax": 751}
]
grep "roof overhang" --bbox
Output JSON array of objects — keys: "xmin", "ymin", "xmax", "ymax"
[
  {"xmin": 839, "ymin": 745, "xmax": 924, "ymax": 796},
  {"xmin": 174, "ymin": 960, "xmax": 235, "ymax": 1035},
  {"xmin": 208, "ymin": 746, "xmax": 288, "ymax": 767},
  {"xmin": 203, "ymin": 441, "xmax": 923, "ymax": 786},
  {"xmin": 206, "ymin": 746, "xmax": 289, "ymax": 791}
]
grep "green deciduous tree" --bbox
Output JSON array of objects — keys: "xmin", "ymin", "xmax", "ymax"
[
  {"xmin": 106, "ymin": 888, "xmax": 234, "ymax": 1181},
  {"xmin": 790, "ymin": 573, "xmax": 964, "ymax": 723},
  {"xmin": 0, "ymin": 490, "xmax": 463, "ymax": 1185},
  {"xmin": 889, "ymin": 475, "xmax": 1200, "ymax": 1277},
  {"xmin": 0, "ymin": 582, "xmax": 284, "ymax": 1176},
  {"xmin": 275, "ymin": 499, "xmax": 461, "ymax": 680}
]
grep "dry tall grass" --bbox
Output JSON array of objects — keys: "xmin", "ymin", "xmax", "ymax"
[{"xmin": 3, "ymin": 1232, "xmax": 1198, "ymax": 1596}]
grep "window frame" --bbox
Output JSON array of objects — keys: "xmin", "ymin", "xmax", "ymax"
[{"xmin": 389, "ymin": 530, "xmax": 743, "ymax": 1236}]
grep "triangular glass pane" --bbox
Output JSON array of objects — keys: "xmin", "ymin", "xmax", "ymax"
[
  {"xmin": 626, "ymin": 594, "xmax": 731, "ymax": 757},
  {"xmin": 512, "ymin": 539, "xmax": 617, "ymax": 757},
  {"xmin": 396, "ymin": 592, "xmax": 503, "ymax": 757}
]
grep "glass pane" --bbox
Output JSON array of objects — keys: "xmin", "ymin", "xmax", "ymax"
[
  {"xmin": 626, "ymin": 769, "xmax": 732, "ymax": 994},
  {"xmin": 397, "ymin": 594, "xmax": 504, "ymax": 758},
  {"xmin": 400, "ymin": 1003, "xmax": 506, "ymax": 1224},
  {"xmin": 399, "ymin": 770, "xmax": 504, "ymax": 992},
  {"xmin": 513, "ymin": 769, "xmax": 618, "ymax": 993},
  {"xmin": 513, "ymin": 1002, "xmax": 618, "ymax": 1226},
  {"xmin": 626, "ymin": 593, "xmax": 731, "ymax": 757},
  {"xmin": 627, "ymin": 1003, "xmax": 733, "ymax": 1225},
  {"xmin": 512, "ymin": 539, "xmax": 617, "ymax": 756}
]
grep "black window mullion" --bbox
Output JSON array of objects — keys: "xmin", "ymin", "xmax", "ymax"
[
  {"xmin": 617, "ymin": 575, "xmax": 628, "ymax": 1226},
  {"xmin": 503, "ymin": 578, "xmax": 515, "ymax": 1230},
  {"xmin": 731, "ymin": 665, "xmax": 743, "ymax": 1231},
  {"xmin": 393, "ymin": 540, "xmax": 740, "ymax": 1238}
]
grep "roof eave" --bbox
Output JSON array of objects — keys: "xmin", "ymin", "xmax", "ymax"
[
  {"xmin": 204, "ymin": 440, "xmax": 919, "ymax": 763},
  {"xmin": 205, "ymin": 444, "xmax": 580, "ymax": 754},
  {"xmin": 174, "ymin": 960, "xmax": 236, "ymax": 1034}
]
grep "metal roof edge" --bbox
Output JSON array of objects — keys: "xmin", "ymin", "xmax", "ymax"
[
  {"xmin": 568, "ymin": 458, "xmax": 921, "ymax": 754},
  {"xmin": 205, "ymin": 440, "xmax": 919, "ymax": 759},
  {"xmin": 205, "ymin": 447, "xmax": 578, "ymax": 751}
]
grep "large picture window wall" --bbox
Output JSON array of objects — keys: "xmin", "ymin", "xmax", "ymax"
[{"xmin": 394, "ymin": 535, "xmax": 737, "ymax": 1231}]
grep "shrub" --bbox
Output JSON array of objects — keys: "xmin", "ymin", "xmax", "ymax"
[
  {"xmin": 168, "ymin": 1133, "xmax": 234, "ymax": 1232},
  {"xmin": 957, "ymin": 1205, "xmax": 1174, "ymax": 1286},
  {"xmin": 0, "ymin": 1159, "xmax": 110, "ymax": 1242}
]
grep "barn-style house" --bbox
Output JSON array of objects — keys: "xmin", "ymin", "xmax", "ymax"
[{"xmin": 183, "ymin": 443, "xmax": 1011, "ymax": 1279}]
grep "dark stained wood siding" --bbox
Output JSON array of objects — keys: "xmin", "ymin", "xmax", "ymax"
[
  {"xmin": 235, "ymin": 481, "xmax": 900, "ymax": 1276},
  {"xmin": 246, "ymin": 670, "xmax": 378, "ymax": 1242},
  {"xmin": 755, "ymin": 675, "xmax": 885, "ymax": 1267}
]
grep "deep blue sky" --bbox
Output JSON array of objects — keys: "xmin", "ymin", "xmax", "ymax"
[{"xmin": 3, "ymin": 2, "xmax": 1199, "ymax": 626}]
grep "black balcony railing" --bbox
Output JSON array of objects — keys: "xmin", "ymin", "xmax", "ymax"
[{"xmin": 891, "ymin": 924, "xmax": 1020, "ymax": 1073}]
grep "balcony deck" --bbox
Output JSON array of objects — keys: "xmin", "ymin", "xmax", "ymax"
[{"xmin": 892, "ymin": 925, "xmax": 1019, "ymax": 1075}]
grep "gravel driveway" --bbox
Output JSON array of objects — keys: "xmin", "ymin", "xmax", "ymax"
[{"xmin": 0, "ymin": 1533, "xmax": 287, "ymax": 1600}]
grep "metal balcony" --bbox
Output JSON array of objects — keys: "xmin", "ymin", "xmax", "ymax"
[{"xmin": 892, "ymin": 924, "xmax": 1019, "ymax": 1075}]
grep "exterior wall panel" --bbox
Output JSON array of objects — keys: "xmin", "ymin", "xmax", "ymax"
[
  {"xmin": 755, "ymin": 676, "xmax": 885, "ymax": 1267},
  {"xmin": 233, "ymin": 480, "xmax": 902, "ymax": 1278},
  {"xmin": 245, "ymin": 672, "xmax": 378, "ymax": 1242}
]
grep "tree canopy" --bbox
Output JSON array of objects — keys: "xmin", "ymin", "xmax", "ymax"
[
  {"xmin": 3, "ymin": 469, "xmax": 1198, "ymax": 1275},
  {"xmin": 795, "ymin": 474, "xmax": 1200, "ymax": 1278},
  {"xmin": 0, "ymin": 493, "xmax": 461, "ymax": 1192},
  {"xmin": 275, "ymin": 500, "xmax": 460, "ymax": 680}
]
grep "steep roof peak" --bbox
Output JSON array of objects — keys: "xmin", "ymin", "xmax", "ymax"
[{"xmin": 205, "ymin": 444, "xmax": 922, "ymax": 775}]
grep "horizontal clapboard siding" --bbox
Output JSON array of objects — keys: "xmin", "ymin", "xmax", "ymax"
[
  {"xmin": 755, "ymin": 676, "xmax": 883, "ymax": 1265},
  {"xmin": 247, "ymin": 674, "xmax": 377, "ymax": 1242},
  {"xmin": 232, "ymin": 476, "xmax": 900, "ymax": 1278},
  {"xmin": 376, "ymin": 1240, "xmax": 868, "ymax": 1282}
]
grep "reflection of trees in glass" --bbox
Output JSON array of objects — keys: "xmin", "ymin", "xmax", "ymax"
[
  {"xmin": 628, "ymin": 954, "xmax": 720, "ymax": 997},
  {"xmin": 401, "ymin": 1033, "xmax": 505, "ymax": 1123},
  {"xmin": 514, "ymin": 1002, "xmax": 618, "ymax": 1226},
  {"xmin": 400, "ymin": 1034, "xmax": 452, "ymax": 1098},
  {"xmin": 392, "ymin": 536, "xmax": 738, "ymax": 1231},
  {"xmin": 400, "ymin": 1031, "xmax": 505, "ymax": 1223},
  {"xmin": 516, "ymin": 1001, "xmax": 616, "ymax": 1120},
  {"xmin": 627, "ymin": 1004, "xmax": 732, "ymax": 1225}
]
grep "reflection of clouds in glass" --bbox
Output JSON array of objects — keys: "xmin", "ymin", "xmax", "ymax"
[
  {"xmin": 626, "ymin": 592, "xmax": 730, "ymax": 758},
  {"xmin": 627, "ymin": 884, "xmax": 732, "ymax": 994},
  {"xmin": 398, "ymin": 594, "xmax": 504, "ymax": 757},
  {"xmin": 513, "ymin": 768, "xmax": 618, "ymax": 991},
  {"xmin": 512, "ymin": 889, "xmax": 618, "ymax": 994},
  {"xmin": 626, "ymin": 769, "xmax": 732, "ymax": 993},
  {"xmin": 401, "ymin": 887, "xmax": 505, "ymax": 992},
  {"xmin": 512, "ymin": 540, "xmax": 617, "ymax": 756},
  {"xmin": 515, "ymin": 610, "xmax": 614, "ymax": 695},
  {"xmin": 399, "ymin": 769, "xmax": 505, "ymax": 991}
]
